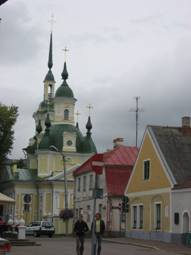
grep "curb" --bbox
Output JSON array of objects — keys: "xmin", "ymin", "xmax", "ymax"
[
  {"xmin": 103, "ymin": 239, "xmax": 159, "ymax": 250},
  {"xmin": 103, "ymin": 239, "xmax": 191, "ymax": 255}
]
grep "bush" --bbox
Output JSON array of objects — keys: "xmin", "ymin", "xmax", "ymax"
[{"xmin": 59, "ymin": 209, "xmax": 73, "ymax": 220}]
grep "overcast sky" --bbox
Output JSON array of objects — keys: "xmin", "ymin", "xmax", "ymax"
[{"xmin": 1, "ymin": 0, "xmax": 191, "ymax": 159}]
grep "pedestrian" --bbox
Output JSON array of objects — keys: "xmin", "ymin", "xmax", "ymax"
[
  {"xmin": 73, "ymin": 214, "xmax": 89, "ymax": 255},
  {"xmin": 92, "ymin": 212, "xmax": 105, "ymax": 255}
]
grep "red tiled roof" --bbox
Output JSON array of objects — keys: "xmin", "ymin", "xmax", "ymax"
[
  {"xmin": 73, "ymin": 145, "xmax": 138, "ymax": 177},
  {"xmin": 73, "ymin": 146, "xmax": 138, "ymax": 196},
  {"xmin": 73, "ymin": 153, "xmax": 103, "ymax": 176},
  {"xmin": 103, "ymin": 145, "xmax": 138, "ymax": 165},
  {"xmin": 105, "ymin": 166, "xmax": 132, "ymax": 196}
]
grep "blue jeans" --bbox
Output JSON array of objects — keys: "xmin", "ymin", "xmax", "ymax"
[{"xmin": 94, "ymin": 235, "xmax": 102, "ymax": 255}]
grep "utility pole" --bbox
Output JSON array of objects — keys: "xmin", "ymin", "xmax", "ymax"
[{"xmin": 130, "ymin": 97, "xmax": 143, "ymax": 147}]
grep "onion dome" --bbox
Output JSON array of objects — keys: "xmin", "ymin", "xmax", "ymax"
[
  {"xmin": 80, "ymin": 116, "xmax": 97, "ymax": 153},
  {"xmin": 55, "ymin": 62, "xmax": 74, "ymax": 98}
]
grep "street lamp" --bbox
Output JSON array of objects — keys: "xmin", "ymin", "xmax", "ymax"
[
  {"xmin": 91, "ymin": 158, "xmax": 104, "ymax": 255},
  {"xmin": 49, "ymin": 145, "xmax": 68, "ymax": 234}
]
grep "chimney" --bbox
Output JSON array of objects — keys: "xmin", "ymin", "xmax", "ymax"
[
  {"xmin": 113, "ymin": 137, "xmax": 124, "ymax": 148},
  {"xmin": 182, "ymin": 116, "xmax": 190, "ymax": 128},
  {"xmin": 181, "ymin": 116, "xmax": 191, "ymax": 136}
]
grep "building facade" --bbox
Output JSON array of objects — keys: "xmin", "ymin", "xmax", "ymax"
[
  {"xmin": 0, "ymin": 33, "xmax": 97, "ymax": 227},
  {"xmin": 74, "ymin": 139, "xmax": 138, "ymax": 235},
  {"xmin": 125, "ymin": 116, "xmax": 191, "ymax": 244}
]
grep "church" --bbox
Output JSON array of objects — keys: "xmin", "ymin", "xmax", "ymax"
[{"xmin": 0, "ymin": 33, "xmax": 97, "ymax": 227}]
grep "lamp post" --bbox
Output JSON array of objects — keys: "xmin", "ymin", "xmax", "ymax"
[
  {"xmin": 91, "ymin": 158, "xmax": 104, "ymax": 255},
  {"xmin": 49, "ymin": 145, "xmax": 68, "ymax": 234}
]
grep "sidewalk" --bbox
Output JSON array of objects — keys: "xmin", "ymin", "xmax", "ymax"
[{"xmin": 103, "ymin": 237, "xmax": 191, "ymax": 255}]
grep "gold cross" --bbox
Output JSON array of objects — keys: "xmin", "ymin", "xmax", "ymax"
[
  {"xmin": 48, "ymin": 14, "xmax": 56, "ymax": 32},
  {"xmin": 87, "ymin": 104, "xmax": 93, "ymax": 116},
  {"xmin": 62, "ymin": 47, "xmax": 69, "ymax": 61},
  {"xmin": 75, "ymin": 111, "xmax": 80, "ymax": 122}
]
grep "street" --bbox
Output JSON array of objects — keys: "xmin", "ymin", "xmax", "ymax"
[{"xmin": 11, "ymin": 237, "xmax": 177, "ymax": 255}]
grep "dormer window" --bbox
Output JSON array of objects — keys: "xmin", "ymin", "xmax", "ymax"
[{"xmin": 64, "ymin": 109, "xmax": 69, "ymax": 120}]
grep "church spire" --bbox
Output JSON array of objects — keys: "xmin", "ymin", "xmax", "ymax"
[
  {"xmin": 44, "ymin": 33, "xmax": 55, "ymax": 83},
  {"xmin": 48, "ymin": 32, "xmax": 53, "ymax": 69}
]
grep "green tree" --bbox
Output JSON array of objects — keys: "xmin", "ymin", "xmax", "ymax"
[{"xmin": 0, "ymin": 103, "xmax": 18, "ymax": 167}]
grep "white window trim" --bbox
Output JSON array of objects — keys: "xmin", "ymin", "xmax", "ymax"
[{"xmin": 131, "ymin": 203, "xmax": 144, "ymax": 229}]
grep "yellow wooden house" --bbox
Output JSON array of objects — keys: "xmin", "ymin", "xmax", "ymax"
[{"xmin": 125, "ymin": 117, "xmax": 191, "ymax": 243}]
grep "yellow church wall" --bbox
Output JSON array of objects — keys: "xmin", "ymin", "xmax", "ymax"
[
  {"xmin": 38, "ymin": 155, "xmax": 48, "ymax": 175},
  {"xmin": 127, "ymin": 192, "xmax": 170, "ymax": 232},
  {"xmin": 45, "ymin": 192, "xmax": 52, "ymax": 215},
  {"xmin": 127, "ymin": 133, "xmax": 171, "ymax": 193},
  {"xmin": 60, "ymin": 192, "xmax": 64, "ymax": 209}
]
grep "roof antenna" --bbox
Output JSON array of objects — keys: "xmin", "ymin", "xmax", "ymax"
[{"xmin": 130, "ymin": 96, "xmax": 143, "ymax": 147}]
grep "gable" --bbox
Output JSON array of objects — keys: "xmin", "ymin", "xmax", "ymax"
[{"xmin": 127, "ymin": 131, "xmax": 172, "ymax": 194}]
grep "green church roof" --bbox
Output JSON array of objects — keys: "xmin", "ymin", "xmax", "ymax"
[
  {"xmin": 81, "ymin": 134, "xmax": 97, "ymax": 153},
  {"xmin": 55, "ymin": 81, "xmax": 74, "ymax": 98},
  {"xmin": 38, "ymin": 101, "xmax": 54, "ymax": 113},
  {"xmin": 44, "ymin": 69, "xmax": 55, "ymax": 82},
  {"xmin": 38, "ymin": 124, "xmax": 96, "ymax": 153},
  {"xmin": 55, "ymin": 61, "xmax": 74, "ymax": 98}
]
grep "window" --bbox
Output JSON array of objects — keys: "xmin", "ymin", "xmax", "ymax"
[
  {"xmin": 139, "ymin": 205, "xmax": 144, "ymax": 229},
  {"xmin": 24, "ymin": 204, "xmax": 30, "ymax": 212},
  {"xmin": 64, "ymin": 109, "xmax": 69, "ymax": 120},
  {"xmin": 89, "ymin": 174, "xmax": 93, "ymax": 190},
  {"xmin": 75, "ymin": 208, "xmax": 79, "ymax": 219},
  {"xmin": 83, "ymin": 176, "xmax": 87, "ymax": 192},
  {"xmin": 155, "ymin": 203, "xmax": 161, "ymax": 230},
  {"xmin": 87, "ymin": 205, "xmax": 91, "ymax": 222},
  {"xmin": 144, "ymin": 160, "xmax": 150, "ymax": 180},
  {"xmin": 78, "ymin": 177, "xmax": 81, "ymax": 192},
  {"xmin": 174, "ymin": 212, "xmax": 179, "ymax": 225},
  {"xmin": 132, "ymin": 204, "xmax": 144, "ymax": 229},
  {"xmin": 133, "ymin": 206, "xmax": 137, "ymax": 229}
]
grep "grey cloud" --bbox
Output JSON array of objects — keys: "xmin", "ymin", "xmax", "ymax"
[{"xmin": 0, "ymin": 1, "xmax": 44, "ymax": 66}]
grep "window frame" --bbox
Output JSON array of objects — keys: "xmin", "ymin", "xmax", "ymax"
[
  {"xmin": 154, "ymin": 202, "xmax": 162, "ymax": 230},
  {"xmin": 89, "ymin": 174, "xmax": 93, "ymax": 190},
  {"xmin": 64, "ymin": 109, "xmax": 69, "ymax": 120},
  {"xmin": 143, "ymin": 159, "xmax": 151, "ymax": 180},
  {"xmin": 77, "ymin": 177, "xmax": 81, "ymax": 192},
  {"xmin": 83, "ymin": 175, "xmax": 87, "ymax": 192},
  {"xmin": 131, "ymin": 204, "xmax": 144, "ymax": 229}
]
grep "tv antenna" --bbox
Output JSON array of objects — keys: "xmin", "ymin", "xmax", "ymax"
[{"xmin": 130, "ymin": 96, "xmax": 143, "ymax": 147}]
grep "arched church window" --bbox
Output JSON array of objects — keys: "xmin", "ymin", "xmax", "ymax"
[
  {"xmin": 64, "ymin": 109, "xmax": 69, "ymax": 120},
  {"xmin": 48, "ymin": 84, "xmax": 53, "ymax": 99}
]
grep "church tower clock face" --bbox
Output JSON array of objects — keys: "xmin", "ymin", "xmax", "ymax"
[{"xmin": 63, "ymin": 131, "xmax": 76, "ymax": 152}]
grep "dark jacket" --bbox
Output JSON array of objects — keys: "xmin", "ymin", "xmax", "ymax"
[
  {"xmin": 73, "ymin": 220, "xmax": 89, "ymax": 237},
  {"xmin": 91, "ymin": 219, "xmax": 105, "ymax": 236}
]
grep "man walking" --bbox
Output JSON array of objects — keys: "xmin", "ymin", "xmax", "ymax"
[
  {"xmin": 92, "ymin": 212, "xmax": 105, "ymax": 255},
  {"xmin": 74, "ymin": 214, "xmax": 89, "ymax": 255}
]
